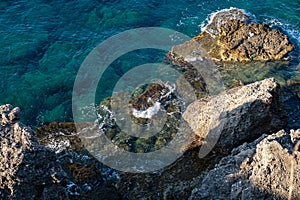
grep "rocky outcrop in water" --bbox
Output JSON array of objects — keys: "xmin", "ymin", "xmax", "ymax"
[
  {"xmin": 189, "ymin": 129, "xmax": 300, "ymax": 199},
  {"xmin": 183, "ymin": 78, "xmax": 287, "ymax": 154},
  {"xmin": 168, "ymin": 8, "xmax": 295, "ymax": 62},
  {"xmin": 0, "ymin": 104, "xmax": 69, "ymax": 200}
]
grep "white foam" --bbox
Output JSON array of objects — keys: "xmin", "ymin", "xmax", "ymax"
[
  {"xmin": 160, "ymin": 82, "xmax": 176, "ymax": 99},
  {"xmin": 200, "ymin": 7, "xmax": 253, "ymax": 37},
  {"xmin": 263, "ymin": 17, "xmax": 300, "ymax": 46},
  {"xmin": 185, "ymin": 56, "xmax": 197, "ymax": 62},
  {"xmin": 66, "ymin": 182, "xmax": 80, "ymax": 196},
  {"xmin": 184, "ymin": 56, "xmax": 204, "ymax": 62},
  {"xmin": 46, "ymin": 139, "xmax": 70, "ymax": 154},
  {"xmin": 131, "ymin": 81, "xmax": 176, "ymax": 119},
  {"xmin": 132, "ymin": 101, "xmax": 161, "ymax": 119}
]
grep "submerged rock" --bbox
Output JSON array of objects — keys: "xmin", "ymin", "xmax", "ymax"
[
  {"xmin": 189, "ymin": 129, "xmax": 300, "ymax": 199},
  {"xmin": 0, "ymin": 104, "xmax": 69, "ymax": 200},
  {"xmin": 169, "ymin": 8, "xmax": 295, "ymax": 63},
  {"xmin": 94, "ymin": 81, "xmax": 187, "ymax": 154},
  {"xmin": 183, "ymin": 78, "xmax": 287, "ymax": 154}
]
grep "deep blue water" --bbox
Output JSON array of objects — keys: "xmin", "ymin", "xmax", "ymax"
[{"xmin": 0, "ymin": 0, "xmax": 300, "ymax": 126}]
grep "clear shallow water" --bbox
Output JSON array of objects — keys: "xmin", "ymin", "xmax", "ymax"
[{"xmin": 0, "ymin": 0, "xmax": 299, "ymax": 126}]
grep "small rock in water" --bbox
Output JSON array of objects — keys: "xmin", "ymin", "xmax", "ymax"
[{"xmin": 169, "ymin": 8, "xmax": 295, "ymax": 63}]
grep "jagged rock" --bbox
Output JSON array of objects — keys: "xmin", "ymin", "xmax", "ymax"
[
  {"xmin": 169, "ymin": 8, "xmax": 295, "ymax": 63},
  {"xmin": 189, "ymin": 129, "xmax": 300, "ymax": 199},
  {"xmin": 183, "ymin": 78, "xmax": 287, "ymax": 154},
  {"xmin": 164, "ymin": 54, "xmax": 208, "ymax": 99},
  {"xmin": 0, "ymin": 104, "xmax": 69, "ymax": 200}
]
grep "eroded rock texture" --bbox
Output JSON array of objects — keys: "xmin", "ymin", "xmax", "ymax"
[
  {"xmin": 170, "ymin": 8, "xmax": 295, "ymax": 62},
  {"xmin": 0, "ymin": 104, "xmax": 69, "ymax": 200},
  {"xmin": 189, "ymin": 129, "xmax": 300, "ymax": 200}
]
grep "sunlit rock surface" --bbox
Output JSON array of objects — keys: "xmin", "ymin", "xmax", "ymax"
[
  {"xmin": 183, "ymin": 78, "xmax": 287, "ymax": 154},
  {"xmin": 169, "ymin": 8, "xmax": 295, "ymax": 63}
]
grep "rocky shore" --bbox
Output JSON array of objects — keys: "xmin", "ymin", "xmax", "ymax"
[
  {"xmin": 1, "ymin": 89, "xmax": 299, "ymax": 199},
  {"xmin": 183, "ymin": 78, "xmax": 287, "ymax": 154},
  {"xmin": 1, "ymin": 8, "xmax": 299, "ymax": 200}
]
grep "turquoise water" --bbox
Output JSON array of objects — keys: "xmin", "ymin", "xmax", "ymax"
[{"xmin": 0, "ymin": 0, "xmax": 299, "ymax": 126}]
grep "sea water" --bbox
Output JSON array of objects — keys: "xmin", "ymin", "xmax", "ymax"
[{"xmin": 0, "ymin": 0, "xmax": 299, "ymax": 126}]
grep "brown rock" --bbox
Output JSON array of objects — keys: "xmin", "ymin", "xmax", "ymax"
[{"xmin": 170, "ymin": 8, "xmax": 295, "ymax": 63}]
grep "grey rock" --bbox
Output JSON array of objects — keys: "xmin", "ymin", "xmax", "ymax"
[
  {"xmin": 183, "ymin": 78, "xmax": 287, "ymax": 155},
  {"xmin": 0, "ymin": 104, "xmax": 69, "ymax": 200},
  {"xmin": 189, "ymin": 129, "xmax": 300, "ymax": 199}
]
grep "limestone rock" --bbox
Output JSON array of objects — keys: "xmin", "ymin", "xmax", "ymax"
[
  {"xmin": 189, "ymin": 129, "xmax": 300, "ymax": 199},
  {"xmin": 183, "ymin": 78, "xmax": 287, "ymax": 154},
  {"xmin": 169, "ymin": 8, "xmax": 295, "ymax": 62},
  {"xmin": 0, "ymin": 104, "xmax": 69, "ymax": 200}
]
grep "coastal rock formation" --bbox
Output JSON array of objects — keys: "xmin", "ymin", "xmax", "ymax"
[
  {"xmin": 189, "ymin": 129, "xmax": 300, "ymax": 199},
  {"xmin": 0, "ymin": 76, "xmax": 293, "ymax": 200},
  {"xmin": 35, "ymin": 123, "xmax": 208, "ymax": 200},
  {"xmin": 113, "ymin": 78, "xmax": 288, "ymax": 199},
  {"xmin": 183, "ymin": 78, "xmax": 287, "ymax": 154},
  {"xmin": 0, "ymin": 104, "xmax": 69, "ymax": 200},
  {"xmin": 168, "ymin": 8, "xmax": 295, "ymax": 62}
]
